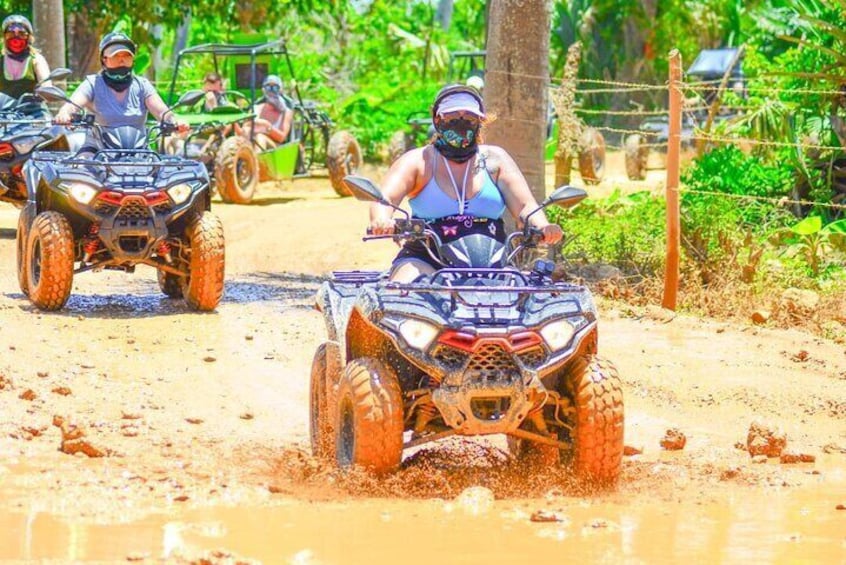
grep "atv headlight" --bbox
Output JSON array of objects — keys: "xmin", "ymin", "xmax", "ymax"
[
  {"xmin": 167, "ymin": 183, "xmax": 193, "ymax": 204},
  {"xmin": 62, "ymin": 182, "xmax": 98, "ymax": 204},
  {"xmin": 399, "ymin": 319, "xmax": 438, "ymax": 351},
  {"xmin": 540, "ymin": 319, "xmax": 576, "ymax": 351}
]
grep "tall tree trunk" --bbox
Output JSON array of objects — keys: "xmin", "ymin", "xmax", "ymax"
[
  {"xmin": 32, "ymin": 0, "xmax": 66, "ymax": 69},
  {"xmin": 484, "ymin": 1, "xmax": 550, "ymax": 206},
  {"xmin": 67, "ymin": 11, "xmax": 104, "ymax": 78}
]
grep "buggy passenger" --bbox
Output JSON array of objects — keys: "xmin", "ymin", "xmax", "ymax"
[{"xmin": 243, "ymin": 74, "xmax": 292, "ymax": 150}]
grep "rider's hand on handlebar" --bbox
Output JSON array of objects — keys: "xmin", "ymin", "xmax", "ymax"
[
  {"xmin": 176, "ymin": 120, "xmax": 190, "ymax": 134},
  {"xmin": 53, "ymin": 108, "xmax": 75, "ymax": 125},
  {"xmin": 369, "ymin": 217, "xmax": 396, "ymax": 236},
  {"xmin": 540, "ymin": 224, "xmax": 563, "ymax": 245}
]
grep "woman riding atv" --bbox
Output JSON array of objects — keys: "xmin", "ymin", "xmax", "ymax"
[
  {"xmin": 0, "ymin": 15, "xmax": 52, "ymax": 100},
  {"xmin": 370, "ymin": 84, "xmax": 563, "ymax": 282},
  {"xmin": 54, "ymin": 32, "xmax": 187, "ymax": 142}
]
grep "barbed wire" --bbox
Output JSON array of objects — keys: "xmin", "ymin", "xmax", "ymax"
[
  {"xmin": 685, "ymin": 84, "xmax": 844, "ymax": 96},
  {"xmin": 575, "ymin": 107, "xmax": 668, "ymax": 116},
  {"xmin": 679, "ymin": 187, "xmax": 846, "ymax": 210},
  {"xmin": 593, "ymin": 125, "xmax": 663, "ymax": 138},
  {"xmin": 691, "ymin": 134, "xmax": 845, "ymax": 152}
]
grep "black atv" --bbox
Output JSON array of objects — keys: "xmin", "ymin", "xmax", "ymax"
[
  {"xmin": 0, "ymin": 67, "xmax": 79, "ymax": 206},
  {"xmin": 17, "ymin": 86, "xmax": 225, "ymax": 312},
  {"xmin": 310, "ymin": 176, "xmax": 625, "ymax": 484}
]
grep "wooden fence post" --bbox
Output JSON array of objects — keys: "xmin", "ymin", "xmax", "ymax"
[{"xmin": 663, "ymin": 49, "xmax": 682, "ymax": 310}]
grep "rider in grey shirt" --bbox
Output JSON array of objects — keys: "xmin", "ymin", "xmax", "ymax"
[{"xmin": 54, "ymin": 32, "xmax": 186, "ymax": 141}]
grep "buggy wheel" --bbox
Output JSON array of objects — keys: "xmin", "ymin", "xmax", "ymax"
[
  {"xmin": 157, "ymin": 269, "xmax": 183, "ymax": 298},
  {"xmin": 215, "ymin": 136, "xmax": 259, "ymax": 204},
  {"xmin": 327, "ymin": 130, "xmax": 362, "ymax": 197},
  {"xmin": 334, "ymin": 357, "xmax": 403, "ymax": 474},
  {"xmin": 578, "ymin": 127, "xmax": 605, "ymax": 185},
  {"xmin": 625, "ymin": 134, "xmax": 649, "ymax": 181},
  {"xmin": 562, "ymin": 356, "xmax": 624, "ymax": 487},
  {"xmin": 387, "ymin": 130, "xmax": 410, "ymax": 164},
  {"xmin": 182, "ymin": 212, "xmax": 225, "ymax": 311},
  {"xmin": 16, "ymin": 207, "xmax": 34, "ymax": 296},
  {"xmin": 26, "ymin": 211, "xmax": 74, "ymax": 311},
  {"xmin": 310, "ymin": 341, "xmax": 342, "ymax": 459}
]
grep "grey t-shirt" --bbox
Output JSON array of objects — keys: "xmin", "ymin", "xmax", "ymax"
[{"xmin": 75, "ymin": 74, "xmax": 157, "ymax": 129}]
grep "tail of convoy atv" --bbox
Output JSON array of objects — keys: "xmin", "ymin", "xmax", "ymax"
[
  {"xmin": 165, "ymin": 38, "xmax": 361, "ymax": 203},
  {"xmin": 624, "ymin": 48, "xmax": 745, "ymax": 180},
  {"xmin": 310, "ymin": 176, "xmax": 624, "ymax": 485},
  {"xmin": 386, "ymin": 50, "xmax": 607, "ymax": 185},
  {"xmin": 18, "ymin": 86, "xmax": 224, "ymax": 312}
]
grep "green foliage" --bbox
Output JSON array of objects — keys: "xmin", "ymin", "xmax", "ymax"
[{"xmin": 547, "ymin": 189, "xmax": 665, "ymax": 276}]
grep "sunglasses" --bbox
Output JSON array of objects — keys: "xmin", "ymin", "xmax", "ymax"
[
  {"xmin": 263, "ymin": 84, "xmax": 281, "ymax": 93},
  {"xmin": 4, "ymin": 29, "xmax": 29, "ymax": 39}
]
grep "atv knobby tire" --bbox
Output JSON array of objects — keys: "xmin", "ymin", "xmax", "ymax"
[
  {"xmin": 26, "ymin": 211, "xmax": 74, "ymax": 311},
  {"xmin": 215, "ymin": 136, "xmax": 259, "ymax": 204},
  {"xmin": 157, "ymin": 269, "xmax": 183, "ymax": 298},
  {"xmin": 327, "ymin": 130, "xmax": 362, "ymax": 197},
  {"xmin": 577, "ymin": 127, "xmax": 606, "ymax": 185},
  {"xmin": 387, "ymin": 130, "xmax": 409, "ymax": 164},
  {"xmin": 16, "ymin": 207, "xmax": 33, "ymax": 296},
  {"xmin": 334, "ymin": 357, "xmax": 404, "ymax": 474},
  {"xmin": 310, "ymin": 341, "xmax": 342, "ymax": 459},
  {"xmin": 563, "ymin": 355, "xmax": 624, "ymax": 486},
  {"xmin": 624, "ymin": 134, "xmax": 649, "ymax": 181},
  {"xmin": 182, "ymin": 212, "xmax": 225, "ymax": 311}
]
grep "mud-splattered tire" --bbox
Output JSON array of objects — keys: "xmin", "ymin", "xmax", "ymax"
[
  {"xmin": 310, "ymin": 342, "xmax": 342, "ymax": 459},
  {"xmin": 215, "ymin": 136, "xmax": 259, "ymax": 204},
  {"xmin": 564, "ymin": 356, "xmax": 624, "ymax": 486},
  {"xmin": 327, "ymin": 130, "xmax": 362, "ymax": 197},
  {"xmin": 625, "ymin": 134, "xmax": 649, "ymax": 181},
  {"xmin": 334, "ymin": 357, "xmax": 404, "ymax": 474},
  {"xmin": 578, "ymin": 127, "xmax": 605, "ymax": 185},
  {"xmin": 157, "ymin": 270, "xmax": 183, "ymax": 298},
  {"xmin": 387, "ymin": 130, "xmax": 409, "ymax": 164},
  {"xmin": 16, "ymin": 207, "xmax": 34, "ymax": 296},
  {"xmin": 26, "ymin": 211, "xmax": 74, "ymax": 311},
  {"xmin": 182, "ymin": 212, "xmax": 225, "ymax": 311}
]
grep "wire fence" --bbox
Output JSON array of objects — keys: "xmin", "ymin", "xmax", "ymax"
[{"xmin": 550, "ymin": 71, "xmax": 846, "ymax": 214}]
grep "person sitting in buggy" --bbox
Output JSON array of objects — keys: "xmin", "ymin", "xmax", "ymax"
[
  {"xmin": 201, "ymin": 71, "xmax": 231, "ymax": 112},
  {"xmin": 54, "ymin": 31, "xmax": 187, "ymax": 149},
  {"xmin": 369, "ymin": 84, "xmax": 563, "ymax": 283},
  {"xmin": 242, "ymin": 74, "xmax": 292, "ymax": 151}
]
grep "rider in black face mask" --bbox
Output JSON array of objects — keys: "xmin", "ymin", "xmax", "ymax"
[{"xmin": 55, "ymin": 32, "xmax": 187, "ymax": 139}]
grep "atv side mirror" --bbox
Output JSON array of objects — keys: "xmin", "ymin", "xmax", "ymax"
[
  {"xmin": 343, "ymin": 175, "xmax": 410, "ymax": 218},
  {"xmin": 523, "ymin": 185, "xmax": 587, "ymax": 230},
  {"xmin": 39, "ymin": 67, "xmax": 72, "ymax": 85},
  {"xmin": 174, "ymin": 90, "xmax": 206, "ymax": 109},
  {"xmin": 544, "ymin": 185, "xmax": 588, "ymax": 209},
  {"xmin": 35, "ymin": 85, "xmax": 73, "ymax": 104}
]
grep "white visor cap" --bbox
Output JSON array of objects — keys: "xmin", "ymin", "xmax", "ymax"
[{"xmin": 436, "ymin": 92, "xmax": 485, "ymax": 118}]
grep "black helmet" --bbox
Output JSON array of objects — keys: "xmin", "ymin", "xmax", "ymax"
[
  {"xmin": 98, "ymin": 31, "xmax": 136, "ymax": 60},
  {"xmin": 2, "ymin": 15, "xmax": 33, "ymax": 35},
  {"xmin": 432, "ymin": 83, "xmax": 485, "ymax": 121}
]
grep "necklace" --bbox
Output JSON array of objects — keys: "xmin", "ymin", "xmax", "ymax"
[{"xmin": 442, "ymin": 155, "xmax": 472, "ymax": 215}]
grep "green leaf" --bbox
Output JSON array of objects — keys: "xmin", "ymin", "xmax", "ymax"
[
  {"xmin": 790, "ymin": 215, "xmax": 822, "ymax": 235},
  {"xmin": 821, "ymin": 219, "xmax": 846, "ymax": 235}
]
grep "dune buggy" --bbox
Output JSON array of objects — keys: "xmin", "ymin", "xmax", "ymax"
[
  {"xmin": 310, "ymin": 176, "xmax": 624, "ymax": 484},
  {"xmin": 166, "ymin": 38, "xmax": 361, "ymax": 203}
]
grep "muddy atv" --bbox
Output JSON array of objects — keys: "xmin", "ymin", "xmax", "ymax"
[
  {"xmin": 18, "ymin": 87, "xmax": 224, "ymax": 311},
  {"xmin": 310, "ymin": 176, "xmax": 624, "ymax": 485},
  {"xmin": 0, "ymin": 68, "xmax": 80, "ymax": 207},
  {"xmin": 624, "ymin": 47, "xmax": 745, "ymax": 180},
  {"xmin": 166, "ymin": 39, "xmax": 361, "ymax": 202}
]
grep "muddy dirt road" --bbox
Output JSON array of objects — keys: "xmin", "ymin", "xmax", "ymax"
[{"xmin": 1, "ymin": 166, "xmax": 845, "ymax": 564}]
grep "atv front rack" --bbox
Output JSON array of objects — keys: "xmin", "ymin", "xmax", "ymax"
[{"xmin": 32, "ymin": 149, "xmax": 194, "ymax": 173}]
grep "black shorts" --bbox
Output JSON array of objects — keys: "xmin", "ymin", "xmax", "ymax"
[{"xmin": 393, "ymin": 215, "xmax": 506, "ymax": 270}]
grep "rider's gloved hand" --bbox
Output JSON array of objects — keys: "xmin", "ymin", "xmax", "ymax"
[
  {"xmin": 540, "ymin": 223, "xmax": 563, "ymax": 245},
  {"xmin": 369, "ymin": 217, "xmax": 396, "ymax": 236}
]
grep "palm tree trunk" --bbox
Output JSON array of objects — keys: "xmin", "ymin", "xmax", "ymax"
[
  {"xmin": 484, "ymin": 0, "xmax": 551, "ymax": 208},
  {"xmin": 32, "ymin": 0, "xmax": 66, "ymax": 69}
]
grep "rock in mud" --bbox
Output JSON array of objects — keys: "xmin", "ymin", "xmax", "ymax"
[
  {"xmin": 0, "ymin": 374, "xmax": 11, "ymax": 390},
  {"xmin": 186, "ymin": 418, "xmax": 204, "ymax": 425},
  {"xmin": 836, "ymin": 504, "xmax": 845, "ymax": 510},
  {"xmin": 780, "ymin": 451, "xmax": 816, "ymax": 464},
  {"xmin": 660, "ymin": 428, "xmax": 686, "ymax": 450},
  {"xmin": 18, "ymin": 389, "xmax": 36, "ymax": 401},
  {"xmin": 747, "ymin": 422, "xmax": 787, "ymax": 457},
  {"xmin": 52, "ymin": 415, "xmax": 111, "ymax": 458},
  {"xmin": 720, "ymin": 467, "xmax": 742, "ymax": 480},
  {"xmin": 751, "ymin": 310, "xmax": 770, "ymax": 325},
  {"xmin": 623, "ymin": 445, "xmax": 643, "ymax": 456},
  {"xmin": 530, "ymin": 509, "xmax": 564, "ymax": 523},
  {"xmin": 51, "ymin": 386, "xmax": 72, "ymax": 396}
]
